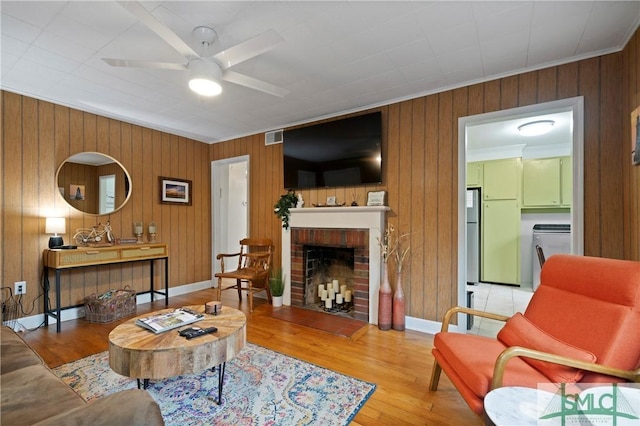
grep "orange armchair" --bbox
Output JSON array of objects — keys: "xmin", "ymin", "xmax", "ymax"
[{"xmin": 429, "ymin": 254, "xmax": 640, "ymax": 416}]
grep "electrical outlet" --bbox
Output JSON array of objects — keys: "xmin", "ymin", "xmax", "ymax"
[{"xmin": 15, "ymin": 281, "xmax": 26, "ymax": 295}]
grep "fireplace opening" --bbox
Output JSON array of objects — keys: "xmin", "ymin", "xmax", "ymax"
[{"xmin": 303, "ymin": 245, "xmax": 355, "ymax": 317}]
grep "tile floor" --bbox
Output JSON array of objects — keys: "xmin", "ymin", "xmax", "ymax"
[{"xmin": 466, "ymin": 283, "xmax": 534, "ymax": 338}]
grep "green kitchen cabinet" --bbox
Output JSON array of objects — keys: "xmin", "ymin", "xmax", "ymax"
[
  {"xmin": 522, "ymin": 158, "xmax": 561, "ymax": 207},
  {"xmin": 483, "ymin": 158, "xmax": 520, "ymax": 200},
  {"xmin": 561, "ymin": 156, "xmax": 572, "ymax": 207},
  {"xmin": 522, "ymin": 156, "xmax": 572, "ymax": 208},
  {"xmin": 466, "ymin": 162, "xmax": 483, "ymax": 187},
  {"xmin": 482, "ymin": 199, "xmax": 520, "ymax": 284}
]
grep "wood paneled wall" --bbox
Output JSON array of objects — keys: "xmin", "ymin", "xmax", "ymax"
[
  {"xmin": 623, "ymin": 30, "xmax": 640, "ymax": 262},
  {"xmin": 1, "ymin": 93, "xmax": 211, "ymax": 315},
  {"xmin": 3, "ymin": 29, "xmax": 638, "ymax": 323},
  {"xmin": 213, "ymin": 47, "xmax": 637, "ymax": 322}
]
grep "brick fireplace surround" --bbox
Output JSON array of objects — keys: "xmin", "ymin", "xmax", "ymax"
[
  {"xmin": 281, "ymin": 206, "xmax": 389, "ymax": 325},
  {"xmin": 290, "ymin": 228, "xmax": 369, "ymax": 321}
]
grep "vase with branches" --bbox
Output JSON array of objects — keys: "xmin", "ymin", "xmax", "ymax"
[
  {"xmin": 391, "ymin": 230, "xmax": 410, "ymax": 331},
  {"xmin": 376, "ymin": 224, "xmax": 395, "ymax": 330}
]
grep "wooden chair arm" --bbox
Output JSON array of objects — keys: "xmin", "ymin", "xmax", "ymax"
[
  {"xmin": 440, "ymin": 306, "xmax": 510, "ymax": 332},
  {"xmin": 215, "ymin": 252, "xmax": 242, "ymax": 273},
  {"xmin": 216, "ymin": 252, "xmax": 241, "ymax": 260},
  {"xmin": 491, "ymin": 346, "xmax": 640, "ymax": 389}
]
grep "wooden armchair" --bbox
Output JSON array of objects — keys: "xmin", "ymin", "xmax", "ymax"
[
  {"xmin": 214, "ymin": 238, "xmax": 273, "ymax": 313},
  {"xmin": 429, "ymin": 254, "xmax": 640, "ymax": 416}
]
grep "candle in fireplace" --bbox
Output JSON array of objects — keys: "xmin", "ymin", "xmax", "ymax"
[
  {"xmin": 318, "ymin": 284, "xmax": 325, "ymax": 295},
  {"xmin": 321, "ymin": 289, "xmax": 327, "ymax": 301},
  {"xmin": 332, "ymin": 280, "xmax": 339, "ymax": 293},
  {"xmin": 336, "ymin": 293, "xmax": 343, "ymax": 304},
  {"xmin": 345, "ymin": 290, "xmax": 352, "ymax": 302},
  {"xmin": 340, "ymin": 284, "xmax": 347, "ymax": 295},
  {"xmin": 325, "ymin": 298, "xmax": 332, "ymax": 308}
]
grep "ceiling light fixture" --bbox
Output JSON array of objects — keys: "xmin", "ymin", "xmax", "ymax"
[
  {"xmin": 517, "ymin": 120, "xmax": 555, "ymax": 136},
  {"xmin": 188, "ymin": 59, "xmax": 222, "ymax": 96}
]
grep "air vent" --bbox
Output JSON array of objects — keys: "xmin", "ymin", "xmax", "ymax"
[{"xmin": 265, "ymin": 129, "xmax": 283, "ymax": 145}]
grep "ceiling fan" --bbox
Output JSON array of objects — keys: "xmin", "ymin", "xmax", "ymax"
[{"xmin": 102, "ymin": 1, "xmax": 289, "ymax": 97}]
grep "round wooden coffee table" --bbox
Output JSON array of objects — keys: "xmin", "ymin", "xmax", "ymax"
[{"xmin": 108, "ymin": 305, "xmax": 246, "ymax": 403}]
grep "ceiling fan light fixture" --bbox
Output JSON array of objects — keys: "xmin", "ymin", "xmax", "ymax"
[
  {"xmin": 189, "ymin": 78, "xmax": 222, "ymax": 96},
  {"xmin": 188, "ymin": 59, "xmax": 222, "ymax": 96},
  {"xmin": 518, "ymin": 120, "xmax": 555, "ymax": 136}
]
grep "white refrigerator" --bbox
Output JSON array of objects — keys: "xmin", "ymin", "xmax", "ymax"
[{"xmin": 466, "ymin": 189, "xmax": 480, "ymax": 284}]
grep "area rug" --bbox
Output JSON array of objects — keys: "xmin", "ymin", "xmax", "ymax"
[{"xmin": 53, "ymin": 343, "xmax": 375, "ymax": 426}]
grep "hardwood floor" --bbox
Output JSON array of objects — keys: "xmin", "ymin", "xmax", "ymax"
[{"xmin": 21, "ymin": 288, "xmax": 481, "ymax": 425}]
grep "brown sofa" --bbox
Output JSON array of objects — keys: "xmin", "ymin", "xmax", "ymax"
[{"xmin": 1, "ymin": 326, "xmax": 164, "ymax": 425}]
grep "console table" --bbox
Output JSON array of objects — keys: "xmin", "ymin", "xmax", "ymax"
[{"xmin": 43, "ymin": 243, "xmax": 169, "ymax": 332}]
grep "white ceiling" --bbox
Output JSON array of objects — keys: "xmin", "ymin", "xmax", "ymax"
[
  {"xmin": 2, "ymin": 1, "xmax": 639, "ymax": 146},
  {"xmin": 467, "ymin": 109, "xmax": 573, "ymax": 161}
]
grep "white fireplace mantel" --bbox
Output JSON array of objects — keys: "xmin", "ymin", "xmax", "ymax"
[{"xmin": 281, "ymin": 206, "xmax": 389, "ymax": 324}]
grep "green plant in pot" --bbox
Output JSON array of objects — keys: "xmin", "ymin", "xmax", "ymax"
[
  {"xmin": 274, "ymin": 190, "xmax": 298, "ymax": 230},
  {"xmin": 269, "ymin": 268, "xmax": 285, "ymax": 307}
]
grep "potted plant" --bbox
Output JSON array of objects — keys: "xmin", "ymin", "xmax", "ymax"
[
  {"xmin": 269, "ymin": 268, "xmax": 285, "ymax": 307},
  {"xmin": 274, "ymin": 190, "xmax": 298, "ymax": 230}
]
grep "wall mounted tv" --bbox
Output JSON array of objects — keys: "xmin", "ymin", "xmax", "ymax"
[{"xmin": 283, "ymin": 111, "xmax": 382, "ymax": 189}]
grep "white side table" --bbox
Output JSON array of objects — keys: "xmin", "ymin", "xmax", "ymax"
[
  {"xmin": 485, "ymin": 385, "xmax": 640, "ymax": 426},
  {"xmin": 484, "ymin": 386, "xmax": 557, "ymax": 426}
]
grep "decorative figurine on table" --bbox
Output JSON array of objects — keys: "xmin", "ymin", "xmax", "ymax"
[{"xmin": 296, "ymin": 193, "xmax": 305, "ymax": 208}]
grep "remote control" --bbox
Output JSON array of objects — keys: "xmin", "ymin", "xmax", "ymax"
[
  {"xmin": 179, "ymin": 327, "xmax": 200, "ymax": 337},
  {"xmin": 180, "ymin": 326, "xmax": 217, "ymax": 339}
]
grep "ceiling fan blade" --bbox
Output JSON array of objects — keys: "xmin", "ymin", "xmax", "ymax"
[
  {"xmin": 102, "ymin": 58, "xmax": 187, "ymax": 71},
  {"xmin": 222, "ymin": 70, "xmax": 289, "ymax": 97},
  {"xmin": 213, "ymin": 29, "xmax": 283, "ymax": 69},
  {"xmin": 117, "ymin": 1, "xmax": 198, "ymax": 59}
]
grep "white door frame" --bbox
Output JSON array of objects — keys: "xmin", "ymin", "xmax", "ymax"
[
  {"xmin": 211, "ymin": 155, "xmax": 250, "ymax": 282},
  {"xmin": 457, "ymin": 97, "xmax": 584, "ymax": 326}
]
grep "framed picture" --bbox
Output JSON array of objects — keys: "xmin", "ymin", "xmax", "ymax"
[
  {"xmin": 69, "ymin": 184, "xmax": 85, "ymax": 200},
  {"xmin": 326, "ymin": 196, "xmax": 336, "ymax": 205},
  {"xmin": 367, "ymin": 190, "xmax": 386, "ymax": 206},
  {"xmin": 632, "ymin": 106, "xmax": 640, "ymax": 166},
  {"xmin": 159, "ymin": 176, "xmax": 192, "ymax": 205}
]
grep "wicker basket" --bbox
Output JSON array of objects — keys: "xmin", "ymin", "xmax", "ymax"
[{"xmin": 84, "ymin": 287, "xmax": 136, "ymax": 323}]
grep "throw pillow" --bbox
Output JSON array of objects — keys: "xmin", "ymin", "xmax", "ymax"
[{"xmin": 497, "ymin": 313, "xmax": 597, "ymax": 383}]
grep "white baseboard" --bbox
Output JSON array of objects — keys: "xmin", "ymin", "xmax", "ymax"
[
  {"xmin": 405, "ymin": 316, "xmax": 458, "ymax": 335},
  {"xmin": 10, "ymin": 280, "xmax": 213, "ymax": 332},
  {"xmin": 10, "ymin": 280, "xmax": 452, "ymax": 337}
]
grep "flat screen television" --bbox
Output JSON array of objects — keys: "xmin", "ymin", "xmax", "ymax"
[{"xmin": 283, "ymin": 111, "xmax": 382, "ymax": 189}]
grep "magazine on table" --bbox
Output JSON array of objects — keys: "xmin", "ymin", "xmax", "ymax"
[{"xmin": 136, "ymin": 308, "xmax": 205, "ymax": 334}]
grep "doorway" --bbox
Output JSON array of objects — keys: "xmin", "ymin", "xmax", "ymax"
[
  {"xmin": 457, "ymin": 97, "xmax": 584, "ymax": 322},
  {"xmin": 211, "ymin": 155, "xmax": 249, "ymax": 277},
  {"xmin": 99, "ymin": 174, "xmax": 115, "ymax": 214}
]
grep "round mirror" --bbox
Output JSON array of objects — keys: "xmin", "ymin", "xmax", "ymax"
[{"xmin": 56, "ymin": 152, "xmax": 131, "ymax": 215}]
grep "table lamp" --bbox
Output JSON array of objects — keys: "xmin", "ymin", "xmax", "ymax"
[{"xmin": 46, "ymin": 217, "xmax": 66, "ymax": 248}]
